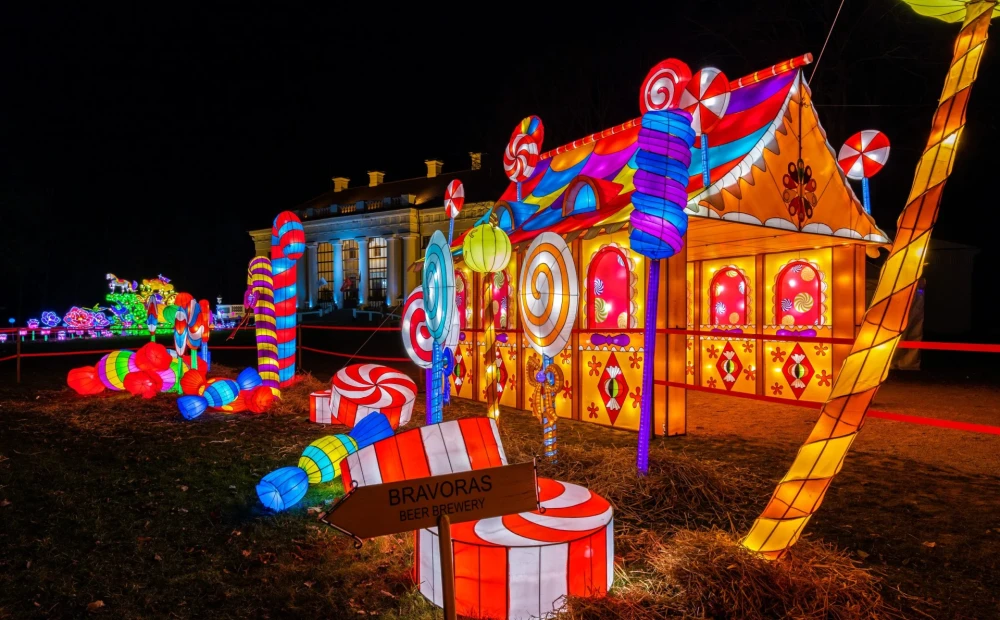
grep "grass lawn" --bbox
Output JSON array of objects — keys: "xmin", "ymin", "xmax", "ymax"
[{"xmin": 1, "ymin": 354, "xmax": 998, "ymax": 618}]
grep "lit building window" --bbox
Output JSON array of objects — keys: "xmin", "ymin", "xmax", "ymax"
[
  {"xmin": 318, "ymin": 243, "xmax": 333, "ymax": 303},
  {"xmin": 587, "ymin": 246, "xmax": 633, "ymax": 329},
  {"xmin": 709, "ymin": 268, "xmax": 749, "ymax": 326},
  {"xmin": 368, "ymin": 237, "xmax": 387, "ymax": 305},
  {"xmin": 775, "ymin": 260, "xmax": 823, "ymax": 326},
  {"xmin": 342, "ymin": 240, "xmax": 359, "ymax": 304}
]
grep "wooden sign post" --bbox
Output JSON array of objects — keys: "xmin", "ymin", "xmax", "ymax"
[{"xmin": 318, "ymin": 461, "xmax": 538, "ymax": 618}]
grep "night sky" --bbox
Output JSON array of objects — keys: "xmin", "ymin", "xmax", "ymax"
[{"xmin": 2, "ymin": 1, "xmax": 996, "ymax": 321}]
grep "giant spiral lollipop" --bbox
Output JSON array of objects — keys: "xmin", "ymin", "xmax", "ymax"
[
  {"xmin": 421, "ymin": 230, "xmax": 456, "ymax": 424},
  {"xmin": 402, "ymin": 286, "xmax": 434, "ymax": 420},
  {"xmin": 271, "ymin": 211, "xmax": 305, "ymax": 388},
  {"xmin": 632, "ymin": 59, "xmax": 696, "ymax": 475},
  {"xmin": 248, "ymin": 257, "xmax": 280, "ymax": 396},
  {"xmin": 518, "ymin": 232, "xmax": 579, "ymax": 359}
]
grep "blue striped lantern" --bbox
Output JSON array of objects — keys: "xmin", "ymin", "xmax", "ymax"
[
  {"xmin": 257, "ymin": 466, "xmax": 309, "ymax": 512},
  {"xmin": 178, "ymin": 395, "xmax": 208, "ymax": 420},
  {"xmin": 204, "ymin": 379, "xmax": 240, "ymax": 408},
  {"xmin": 236, "ymin": 367, "xmax": 263, "ymax": 392},
  {"xmin": 349, "ymin": 412, "xmax": 395, "ymax": 447}
]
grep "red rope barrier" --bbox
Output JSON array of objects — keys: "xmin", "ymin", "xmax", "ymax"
[
  {"xmin": 20, "ymin": 349, "xmax": 120, "ymax": 358},
  {"xmin": 299, "ymin": 325, "xmax": 398, "ymax": 332},
  {"xmin": 300, "ymin": 346, "xmax": 409, "ymax": 363},
  {"xmin": 654, "ymin": 379, "xmax": 1000, "ymax": 435},
  {"xmin": 209, "ymin": 346, "xmax": 257, "ymax": 351},
  {"xmin": 0, "ymin": 354, "xmax": 15, "ymax": 363},
  {"xmin": 899, "ymin": 341, "xmax": 1000, "ymax": 353}
]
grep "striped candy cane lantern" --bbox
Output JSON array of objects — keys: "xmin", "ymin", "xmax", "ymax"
[
  {"xmin": 248, "ymin": 257, "xmax": 280, "ymax": 395},
  {"xmin": 271, "ymin": 211, "xmax": 305, "ymax": 387}
]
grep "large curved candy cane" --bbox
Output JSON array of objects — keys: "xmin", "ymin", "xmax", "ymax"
[
  {"xmin": 248, "ymin": 257, "xmax": 280, "ymax": 396},
  {"xmin": 271, "ymin": 211, "xmax": 305, "ymax": 388},
  {"xmin": 743, "ymin": 0, "xmax": 997, "ymax": 559}
]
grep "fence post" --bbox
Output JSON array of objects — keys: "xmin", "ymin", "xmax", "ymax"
[{"xmin": 16, "ymin": 330, "xmax": 22, "ymax": 384}]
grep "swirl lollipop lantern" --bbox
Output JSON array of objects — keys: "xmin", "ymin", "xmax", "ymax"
[
  {"xmin": 518, "ymin": 232, "xmax": 579, "ymax": 359},
  {"xmin": 402, "ymin": 286, "xmax": 434, "ymax": 422},
  {"xmin": 633, "ymin": 59, "xmax": 696, "ymax": 476},
  {"xmin": 271, "ymin": 211, "xmax": 305, "ymax": 388},
  {"xmin": 444, "ymin": 178, "xmax": 465, "ymax": 244},
  {"xmin": 680, "ymin": 67, "xmax": 731, "ymax": 187},
  {"xmin": 422, "ymin": 230, "xmax": 456, "ymax": 424},
  {"xmin": 639, "ymin": 58, "xmax": 691, "ymax": 113},
  {"xmin": 837, "ymin": 130, "xmax": 891, "ymax": 214},
  {"xmin": 504, "ymin": 116, "xmax": 544, "ymax": 200}
]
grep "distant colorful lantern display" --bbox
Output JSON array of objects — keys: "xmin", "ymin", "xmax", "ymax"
[
  {"xmin": 837, "ymin": 129, "xmax": 890, "ymax": 214},
  {"xmin": 271, "ymin": 211, "xmax": 305, "ymax": 388}
]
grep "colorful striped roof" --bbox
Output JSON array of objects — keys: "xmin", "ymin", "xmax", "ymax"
[{"xmin": 459, "ymin": 56, "xmax": 889, "ymax": 251}]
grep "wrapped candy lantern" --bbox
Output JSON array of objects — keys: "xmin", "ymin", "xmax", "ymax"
[
  {"xmin": 298, "ymin": 435, "xmax": 358, "ymax": 484},
  {"xmin": 257, "ymin": 466, "xmax": 309, "ymax": 512},
  {"xmin": 134, "ymin": 342, "xmax": 172, "ymax": 373},
  {"xmin": 236, "ymin": 367, "xmax": 263, "ymax": 392},
  {"xmin": 203, "ymin": 379, "xmax": 240, "ymax": 409},
  {"xmin": 124, "ymin": 370, "xmax": 163, "ymax": 399},
  {"xmin": 180, "ymin": 369, "xmax": 207, "ymax": 395},
  {"xmin": 96, "ymin": 351, "xmax": 135, "ymax": 391},
  {"xmin": 178, "ymin": 395, "xmax": 208, "ymax": 420},
  {"xmin": 67, "ymin": 366, "xmax": 105, "ymax": 395},
  {"xmin": 246, "ymin": 385, "xmax": 274, "ymax": 414}
]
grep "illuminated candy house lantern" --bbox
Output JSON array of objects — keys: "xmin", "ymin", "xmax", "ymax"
[{"xmin": 441, "ymin": 52, "xmax": 889, "ymax": 441}]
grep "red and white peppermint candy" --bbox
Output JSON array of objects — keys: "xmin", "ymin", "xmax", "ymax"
[
  {"xmin": 402, "ymin": 286, "xmax": 433, "ymax": 369},
  {"xmin": 419, "ymin": 478, "xmax": 613, "ymax": 618},
  {"xmin": 679, "ymin": 67, "xmax": 731, "ymax": 135},
  {"xmin": 838, "ymin": 130, "xmax": 891, "ymax": 180},
  {"xmin": 639, "ymin": 58, "xmax": 692, "ymax": 113},
  {"xmin": 329, "ymin": 363, "xmax": 416, "ymax": 429},
  {"xmin": 443, "ymin": 179, "xmax": 464, "ymax": 219},
  {"xmin": 503, "ymin": 131, "xmax": 539, "ymax": 183}
]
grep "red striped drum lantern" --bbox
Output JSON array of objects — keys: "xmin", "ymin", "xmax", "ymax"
[
  {"xmin": 328, "ymin": 364, "xmax": 416, "ymax": 429},
  {"xmin": 417, "ymin": 478, "xmax": 613, "ymax": 619},
  {"xmin": 340, "ymin": 418, "xmax": 613, "ymax": 619},
  {"xmin": 309, "ymin": 389, "xmax": 333, "ymax": 423}
]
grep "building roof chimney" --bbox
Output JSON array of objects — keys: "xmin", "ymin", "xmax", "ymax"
[
  {"xmin": 368, "ymin": 171, "xmax": 385, "ymax": 187},
  {"xmin": 469, "ymin": 152, "xmax": 482, "ymax": 171},
  {"xmin": 332, "ymin": 177, "xmax": 350, "ymax": 192},
  {"xmin": 424, "ymin": 160, "xmax": 444, "ymax": 178}
]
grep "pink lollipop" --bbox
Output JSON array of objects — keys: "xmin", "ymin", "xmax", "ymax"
[
  {"xmin": 639, "ymin": 58, "xmax": 692, "ymax": 113},
  {"xmin": 444, "ymin": 179, "xmax": 465, "ymax": 218}
]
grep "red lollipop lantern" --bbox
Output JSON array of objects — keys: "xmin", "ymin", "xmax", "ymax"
[
  {"xmin": 444, "ymin": 179, "xmax": 464, "ymax": 245},
  {"xmin": 838, "ymin": 129, "xmax": 890, "ymax": 214},
  {"xmin": 639, "ymin": 58, "xmax": 691, "ymax": 113},
  {"xmin": 503, "ymin": 116, "xmax": 544, "ymax": 200},
  {"xmin": 680, "ymin": 67, "xmax": 731, "ymax": 187}
]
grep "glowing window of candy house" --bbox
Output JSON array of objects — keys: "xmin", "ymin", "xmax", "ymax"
[
  {"xmin": 709, "ymin": 268, "xmax": 748, "ymax": 326},
  {"xmin": 564, "ymin": 181, "xmax": 598, "ymax": 216},
  {"xmin": 482, "ymin": 271, "xmax": 511, "ymax": 330},
  {"xmin": 455, "ymin": 270, "xmax": 469, "ymax": 330},
  {"xmin": 775, "ymin": 260, "xmax": 822, "ymax": 326},
  {"xmin": 588, "ymin": 247, "xmax": 632, "ymax": 330}
]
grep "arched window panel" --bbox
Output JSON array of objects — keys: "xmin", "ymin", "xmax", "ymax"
[
  {"xmin": 483, "ymin": 270, "xmax": 513, "ymax": 331},
  {"xmin": 585, "ymin": 244, "xmax": 638, "ymax": 330},
  {"xmin": 455, "ymin": 270, "xmax": 469, "ymax": 330},
  {"xmin": 709, "ymin": 266, "xmax": 751, "ymax": 326},
  {"xmin": 774, "ymin": 259, "xmax": 827, "ymax": 326}
]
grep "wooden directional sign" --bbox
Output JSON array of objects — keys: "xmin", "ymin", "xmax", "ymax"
[{"xmin": 319, "ymin": 461, "xmax": 538, "ymax": 540}]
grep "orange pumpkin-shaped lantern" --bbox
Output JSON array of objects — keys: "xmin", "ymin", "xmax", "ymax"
[{"xmin": 180, "ymin": 368, "xmax": 207, "ymax": 395}]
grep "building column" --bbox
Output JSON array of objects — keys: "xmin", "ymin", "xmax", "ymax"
[
  {"xmin": 387, "ymin": 236, "xmax": 402, "ymax": 306},
  {"xmin": 332, "ymin": 240, "xmax": 344, "ymax": 308},
  {"xmin": 306, "ymin": 242, "xmax": 319, "ymax": 309},
  {"xmin": 357, "ymin": 236, "xmax": 369, "ymax": 306},
  {"xmin": 401, "ymin": 233, "xmax": 420, "ymax": 297},
  {"xmin": 654, "ymin": 242, "xmax": 688, "ymax": 437},
  {"xmin": 296, "ymin": 250, "xmax": 307, "ymax": 308}
]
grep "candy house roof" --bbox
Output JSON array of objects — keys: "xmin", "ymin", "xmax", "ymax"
[{"xmin": 455, "ymin": 55, "xmax": 890, "ymax": 261}]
